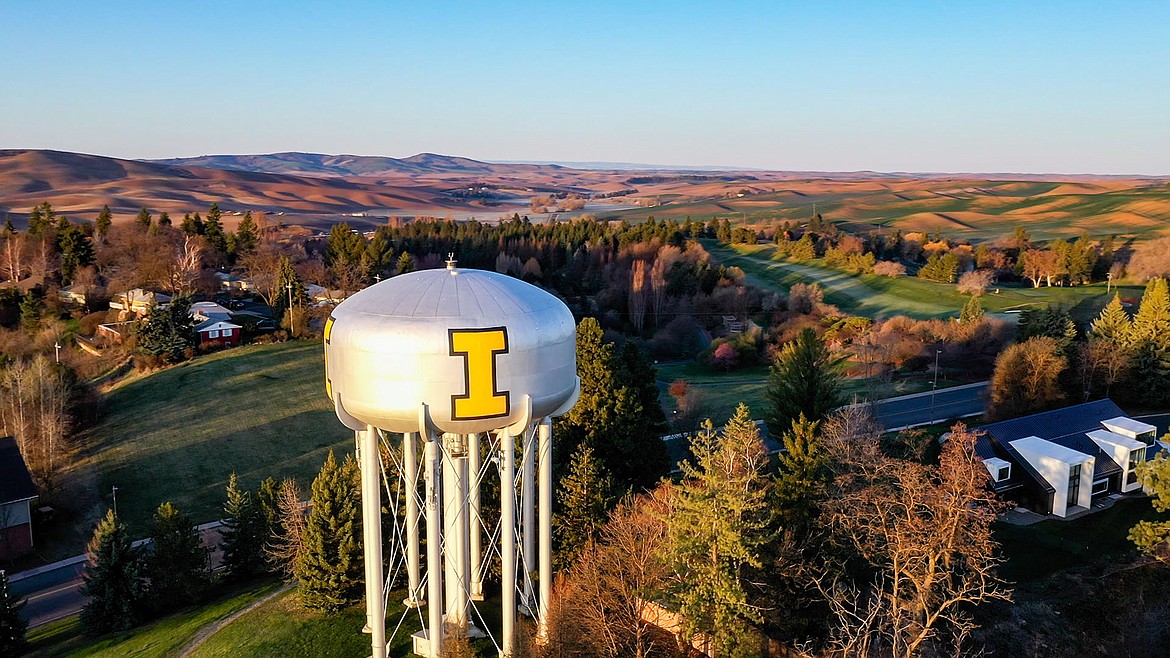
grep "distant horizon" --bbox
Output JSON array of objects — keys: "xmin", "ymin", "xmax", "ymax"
[{"xmin": 7, "ymin": 146, "xmax": 1170, "ymax": 179}]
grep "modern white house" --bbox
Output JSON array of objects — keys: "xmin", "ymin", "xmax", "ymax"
[{"xmin": 975, "ymin": 399, "xmax": 1162, "ymax": 518}]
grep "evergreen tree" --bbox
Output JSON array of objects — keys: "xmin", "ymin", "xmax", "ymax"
[
  {"xmin": 553, "ymin": 444, "xmax": 616, "ymax": 569},
  {"xmin": 1129, "ymin": 453, "xmax": 1170, "ymax": 564},
  {"xmin": 145, "ymin": 502, "xmax": 207, "ymax": 610},
  {"xmin": 220, "ymin": 473, "xmax": 266, "ymax": 578},
  {"xmin": 26, "ymin": 203, "xmax": 53, "ymax": 237},
  {"xmin": 273, "ymin": 255, "xmax": 307, "ymax": 319},
  {"xmin": 665, "ymin": 404, "xmax": 770, "ymax": 657},
  {"xmin": 203, "ymin": 204, "xmax": 228, "ymax": 254},
  {"xmin": 917, "ymin": 252, "xmax": 961, "ymax": 283},
  {"xmin": 0, "ymin": 569, "xmax": 28, "ymax": 656},
  {"xmin": 135, "ymin": 207, "xmax": 153, "ymax": 229},
  {"xmin": 19, "ymin": 291, "xmax": 42, "ymax": 332},
  {"xmin": 234, "ymin": 211, "xmax": 259, "ymax": 256},
  {"xmin": 555, "ymin": 318, "xmax": 669, "ymax": 490},
  {"xmin": 765, "ymin": 328, "xmax": 846, "ymax": 436},
  {"xmin": 396, "ymin": 251, "xmax": 415, "ymax": 275},
  {"xmin": 180, "ymin": 212, "xmax": 204, "ymax": 236},
  {"xmin": 134, "ymin": 296, "xmax": 196, "ymax": 362},
  {"xmin": 959, "ymin": 295, "xmax": 984, "ymax": 324},
  {"xmin": 58, "ymin": 224, "xmax": 94, "ymax": 284},
  {"xmin": 95, "ymin": 204, "xmax": 112, "ymax": 240},
  {"xmin": 295, "ymin": 451, "xmax": 364, "ymax": 611},
  {"xmin": 1129, "ymin": 278, "xmax": 1170, "ymax": 404},
  {"xmin": 773, "ymin": 414, "xmax": 828, "ymax": 532},
  {"xmin": 1017, "ymin": 305, "xmax": 1078, "ymax": 353},
  {"xmin": 80, "ymin": 509, "xmax": 145, "ymax": 634},
  {"xmin": 1090, "ymin": 293, "xmax": 1132, "ymax": 344},
  {"xmin": 157, "ymin": 211, "xmax": 171, "ymax": 227}
]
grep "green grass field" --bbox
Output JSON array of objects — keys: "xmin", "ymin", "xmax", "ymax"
[
  {"xmin": 25, "ymin": 581, "xmax": 284, "ymax": 657},
  {"xmin": 49, "ymin": 341, "xmax": 351, "ymax": 558},
  {"xmin": 710, "ymin": 242, "xmax": 1144, "ymax": 321},
  {"xmin": 187, "ymin": 588, "xmax": 415, "ymax": 658}
]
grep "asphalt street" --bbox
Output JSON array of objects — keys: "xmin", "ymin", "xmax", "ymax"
[{"xmin": 871, "ymin": 382, "xmax": 989, "ymax": 430}]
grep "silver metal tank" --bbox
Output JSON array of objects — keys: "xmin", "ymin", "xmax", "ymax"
[{"xmin": 324, "ymin": 262, "xmax": 579, "ymax": 434}]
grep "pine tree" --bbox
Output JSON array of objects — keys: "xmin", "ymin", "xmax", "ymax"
[
  {"xmin": 665, "ymin": 404, "xmax": 770, "ymax": 657},
  {"xmin": 959, "ymin": 295, "xmax": 984, "ymax": 324},
  {"xmin": 774, "ymin": 414, "xmax": 828, "ymax": 532},
  {"xmin": 145, "ymin": 502, "xmax": 207, "ymax": 610},
  {"xmin": 220, "ymin": 473, "xmax": 266, "ymax": 579},
  {"xmin": 0, "ymin": 569, "xmax": 28, "ymax": 655},
  {"xmin": 555, "ymin": 318, "xmax": 669, "ymax": 490},
  {"xmin": 396, "ymin": 251, "xmax": 415, "ymax": 275},
  {"xmin": 1129, "ymin": 278, "xmax": 1170, "ymax": 405},
  {"xmin": 134, "ymin": 296, "xmax": 196, "ymax": 362},
  {"xmin": 765, "ymin": 328, "xmax": 846, "ymax": 436},
  {"xmin": 203, "ymin": 204, "xmax": 228, "ymax": 254},
  {"xmin": 80, "ymin": 509, "xmax": 145, "ymax": 634},
  {"xmin": 19, "ymin": 291, "xmax": 42, "ymax": 332},
  {"xmin": 1090, "ymin": 293, "xmax": 1132, "ymax": 344},
  {"xmin": 157, "ymin": 211, "xmax": 171, "ymax": 227},
  {"xmin": 135, "ymin": 207, "xmax": 152, "ymax": 229},
  {"xmin": 273, "ymin": 255, "xmax": 307, "ymax": 319},
  {"xmin": 1129, "ymin": 453, "xmax": 1170, "ymax": 564},
  {"xmin": 554, "ymin": 444, "xmax": 616, "ymax": 569},
  {"xmin": 295, "ymin": 451, "xmax": 364, "ymax": 611},
  {"xmin": 95, "ymin": 204, "xmax": 112, "ymax": 240},
  {"xmin": 180, "ymin": 212, "xmax": 204, "ymax": 236},
  {"xmin": 234, "ymin": 211, "xmax": 259, "ymax": 256},
  {"xmin": 58, "ymin": 224, "xmax": 94, "ymax": 284}
]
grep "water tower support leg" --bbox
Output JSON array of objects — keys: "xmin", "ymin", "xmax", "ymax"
[
  {"xmin": 537, "ymin": 418, "xmax": 552, "ymax": 641},
  {"xmin": 403, "ymin": 432, "xmax": 423, "ymax": 607},
  {"xmin": 500, "ymin": 428, "xmax": 516, "ymax": 657},
  {"xmin": 468, "ymin": 432, "xmax": 483, "ymax": 601},
  {"xmin": 425, "ymin": 438, "xmax": 444, "ymax": 658},
  {"xmin": 361, "ymin": 426, "xmax": 386, "ymax": 657},
  {"xmin": 521, "ymin": 424, "xmax": 535, "ymax": 611},
  {"xmin": 443, "ymin": 435, "xmax": 469, "ymax": 631}
]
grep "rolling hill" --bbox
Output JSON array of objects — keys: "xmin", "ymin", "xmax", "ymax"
[{"xmin": 148, "ymin": 151, "xmax": 562, "ymax": 177}]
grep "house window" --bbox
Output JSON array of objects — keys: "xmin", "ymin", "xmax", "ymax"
[
  {"xmin": 1067, "ymin": 464, "xmax": 1081, "ymax": 507},
  {"xmin": 1092, "ymin": 479, "xmax": 1109, "ymax": 495},
  {"xmin": 996, "ymin": 465, "xmax": 1010, "ymax": 482},
  {"xmin": 209, "ymin": 330, "xmax": 220, "ymax": 338},
  {"xmin": 1138, "ymin": 431, "xmax": 1155, "ymax": 446},
  {"xmin": 223, "ymin": 329, "xmax": 232, "ymax": 337}
]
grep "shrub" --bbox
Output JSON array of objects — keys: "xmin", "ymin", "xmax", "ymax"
[{"xmin": 873, "ymin": 260, "xmax": 907, "ymax": 278}]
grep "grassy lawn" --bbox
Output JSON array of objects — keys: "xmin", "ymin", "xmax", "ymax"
[
  {"xmin": 655, "ymin": 359, "xmax": 972, "ymax": 427},
  {"xmin": 46, "ymin": 340, "xmax": 351, "ymax": 559},
  {"xmin": 994, "ymin": 498, "xmax": 1163, "ymax": 584},
  {"xmin": 710, "ymin": 241, "xmax": 1143, "ymax": 322},
  {"xmin": 189, "ymin": 587, "xmax": 420, "ymax": 658},
  {"xmin": 26, "ymin": 580, "xmax": 283, "ymax": 657}
]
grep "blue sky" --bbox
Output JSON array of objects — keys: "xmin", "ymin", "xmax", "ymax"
[{"xmin": 2, "ymin": 1, "xmax": 1168, "ymax": 173}]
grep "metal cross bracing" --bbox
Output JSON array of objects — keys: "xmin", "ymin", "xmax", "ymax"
[{"xmin": 359, "ymin": 418, "xmax": 552, "ymax": 658}]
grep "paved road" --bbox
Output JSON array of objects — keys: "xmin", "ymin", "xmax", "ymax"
[
  {"xmin": 868, "ymin": 382, "xmax": 989, "ymax": 430},
  {"xmin": 10, "ymin": 523, "xmax": 225, "ymax": 627}
]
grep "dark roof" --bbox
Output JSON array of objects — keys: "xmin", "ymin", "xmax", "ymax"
[
  {"xmin": 0, "ymin": 436, "xmax": 37, "ymax": 503},
  {"xmin": 976, "ymin": 400, "xmax": 1134, "ymax": 493}
]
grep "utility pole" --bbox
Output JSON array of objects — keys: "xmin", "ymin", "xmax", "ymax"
[
  {"xmin": 286, "ymin": 281, "xmax": 293, "ymax": 310},
  {"xmin": 111, "ymin": 485, "xmax": 119, "ymax": 517},
  {"xmin": 929, "ymin": 349, "xmax": 942, "ymax": 424},
  {"xmin": 54, "ymin": 340, "xmax": 61, "ymax": 363}
]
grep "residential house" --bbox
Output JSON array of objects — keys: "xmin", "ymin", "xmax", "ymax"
[
  {"xmin": 0, "ymin": 436, "xmax": 38, "ymax": 560},
  {"xmin": 214, "ymin": 272, "xmax": 253, "ymax": 292},
  {"xmin": 110, "ymin": 289, "xmax": 171, "ymax": 317},
  {"xmin": 190, "ymin": 301, "xmax": 233, "ymax": 322},
  {"xmin": 975, "ymin": 399, "xmax": 1164, "ymax": 518},
  {"xmin": 195, "ymin": 319, "xmax": 242, "ymax": 347}
]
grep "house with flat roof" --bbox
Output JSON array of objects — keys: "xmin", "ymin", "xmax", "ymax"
[{"xmin": 974, "ymin": 399, "xmax": 1164, "ymax": 518}]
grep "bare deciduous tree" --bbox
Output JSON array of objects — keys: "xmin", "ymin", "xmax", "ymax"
[{"xmin": 820, "ymin": 424, "xmax": 1011, "ymax": 658}]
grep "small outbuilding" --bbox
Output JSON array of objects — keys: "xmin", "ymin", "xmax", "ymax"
[{"xmin": 0, "ymin": 436, "xmax": 38, "ymax": 560}]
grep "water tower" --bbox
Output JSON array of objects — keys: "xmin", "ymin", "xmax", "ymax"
[{"xmin": 324, "ymin": 257, "xmax": 579, "ymax": 658}]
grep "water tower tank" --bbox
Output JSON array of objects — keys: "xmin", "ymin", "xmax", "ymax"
[{"xmin": 324, "ymin": 263, "xmax": 579, "ymax": 435}]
